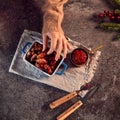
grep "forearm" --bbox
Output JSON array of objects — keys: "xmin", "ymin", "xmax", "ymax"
[{"xmin": 34, "ymin": 0, "xmax": 68, "ymax": 32}]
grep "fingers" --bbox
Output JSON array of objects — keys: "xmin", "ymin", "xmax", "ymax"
[
  {"xmin": 47, "ymin": 34, "xmax": 57, "ymax": 55},
  {"xmin": 67, "ymin": 42, "xmax": 72, "ymax": 50},
  {"xmin": 62, "ymin": 37, "xmax": 72, "ymax": 58},
  {"xmin": 63, "ymin": 39, "xmax": 67, "ymax": 58},
  {"xmin": 55, "ymin": 39, "xmax": 62, "ymax": 61},
  {"xmin": 42, "ymin": 35, "xmax": 48, "ymax": 51},
  {"xmin": 42, "ymin": 32, "xmax": 72, "ymax": 61}
]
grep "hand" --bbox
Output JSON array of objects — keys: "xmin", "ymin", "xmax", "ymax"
[{"xmin": 42, "ymin": 31, "xmax": 71, "ymax": 61}]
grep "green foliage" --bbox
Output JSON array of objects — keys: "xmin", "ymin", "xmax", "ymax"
[
  {"xmin": 114, "ymin": 0, "xmax": 120, "ymax": 6},
  {"xmin": 115, "ymin": 9, "xmax": 120, "ymax": 14},
  {"xmin": 100, "ymin": 22, "xmax": 120, "ymax": 31},
  {"xmin": 98, "ymin": 1, "xmax": 120, "ymax": 40},
  {"xmin": 108, "ymin": 0, "xmax": 120, "ymax": 8}
]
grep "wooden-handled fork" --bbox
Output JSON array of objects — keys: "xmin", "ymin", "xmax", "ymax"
[{"xmin": 49, "ymin": 85, "xmax": 89, "ymax": 109}]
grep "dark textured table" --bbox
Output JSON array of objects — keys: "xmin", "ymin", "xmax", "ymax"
[{"xmin": 0, "ymin": 0, "xmax": 120, "ymax": 120}]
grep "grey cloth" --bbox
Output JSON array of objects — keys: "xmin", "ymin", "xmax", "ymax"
[{"xmin": 9, "ymin": 30, "xmax": 101, "ymax": 92}]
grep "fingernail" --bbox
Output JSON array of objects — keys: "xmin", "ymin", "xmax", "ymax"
[
  {"xmin": 42, "ymin": 47, "xmax": 45, "ymax": 51},
  {"xmin": 47, "ymin": 50, "xmax": 53, "ymax": 55},
  {"xmin": 47, "ymin": 51, "xmax": 50, "ymax": 55},
  {"xmin": 55, "ymin": 56, "xmax": 58, "ymax": 61},
  {"xmin": 47, "ymin": 52, "xmax": 52, "ymax": 55},
  {"xmin": 64, "ymin": 55, "xmax": 66, "ymax": 58}
]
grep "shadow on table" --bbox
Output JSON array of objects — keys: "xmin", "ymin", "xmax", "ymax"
[{"xmin": 0, "ymin": 0, "xmax": 43, "ymax": 60}]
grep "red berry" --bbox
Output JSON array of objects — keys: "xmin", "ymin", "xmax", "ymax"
[
  {"xmin": 110, "ymin": 16, "xmax": 115, "ymax": 20},
  {"xmin": 104, "ymin": 13, "xmax": 106, "ymax": 16},
  {"xmin": 107, "ymin": 11, "xmax": 110, "ymax": 14},
  {"xmin": 117, "ymin": 16, "xmax": 120, "ymax": 20},
  {"xmin": 108, "ymin": 13, "xmax": 112, "ymax": 17},
  {"xmin": 98, "ymin": 13, "xmax": 104, "ymax": 17},
  {"xmin": 104, "ymin": 10, "xmax": 107, "ymax": 13},
  {"xmin": 113, "ymin": 10, "xmax": 116, "ymax": 15}
]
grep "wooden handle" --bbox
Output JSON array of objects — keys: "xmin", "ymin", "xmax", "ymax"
[
  {"xmin": 49, "ymin": 91, "xmax": 77, "ymax": 109},
  {"xmin": 57, "ymin": 100, "xmax": 83, "ymax": 120},
  {"xmin": 90, "ymin": 45, "xmax": 104, "ymax": 53}
]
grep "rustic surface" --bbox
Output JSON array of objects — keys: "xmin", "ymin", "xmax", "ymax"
[{"xmin": 0, "ymin": 0, "xmax": 120, "ymax": 120}]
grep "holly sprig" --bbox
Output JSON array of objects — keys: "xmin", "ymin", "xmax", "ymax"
[{"xmin": 96, "ymin": 0, "xmax": 120, "ymax": 41}]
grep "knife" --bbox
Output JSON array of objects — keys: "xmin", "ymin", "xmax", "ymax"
[
  {"xmin": 57, "ymin": 84, "xmax": 99, "ymax": 120},
  {"xmin": 49, "ymin": 85, "xmax": 89, "ymax": 109}
]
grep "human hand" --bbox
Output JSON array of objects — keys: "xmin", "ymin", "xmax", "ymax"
[{"xmin": 42, "ymin": 31, "xmax": 71, "ymax": 61}]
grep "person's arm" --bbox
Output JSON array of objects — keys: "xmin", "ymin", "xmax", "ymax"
[
  {"xmin": 34, "ymin": 0, "xmax": 71, "ymax": 60},
  {"xmin": 42, "ymin": 0, "xmax": 68, "ymax": 33}
]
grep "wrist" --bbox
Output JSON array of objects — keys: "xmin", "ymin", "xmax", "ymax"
[{"xmin": 43, "ymin": 14, "xmax": 62, "ymax": 33}]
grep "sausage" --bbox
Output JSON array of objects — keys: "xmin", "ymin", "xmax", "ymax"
[
  {"xmin": 35, "ymin": 63, "xmax": 44, "ymax": 70},
  {"xmin": 26, "ymin": 51, "xmax": 32, "ymax": 59},
  {"xmin": 43, "ymin": 64, "xmax": 52, "ymax": 74},
  {"xmin": 37, "ymin": 51, "xmax": 47, "ymax": 59},
  {"xmin": 36, "ymin": 58, "xmax": 47, "ymax": 64},
  {"xmin": 30, "ymin": 54, "xmax": 37, "ymax": 62},
  {"xmin": 50, "ymin": 60, "xmax": 57, "ymax": 70}
]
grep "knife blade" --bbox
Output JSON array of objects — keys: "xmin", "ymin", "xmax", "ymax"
[
  {"xmin": 80, "ymin": 84, "xmax": 99, "ymax": 104},
  {"xmin": 57, "ymin": 84, "xmax": 99, "ymax": 120}
]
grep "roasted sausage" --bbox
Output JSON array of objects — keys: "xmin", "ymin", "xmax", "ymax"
[
  {"xmin": 36, "ymin": 58, "xmax": 47, "ymax": 64},
  {"xmin": 37, "ymin": 51, "xmax": 47, "ymax": 59},
  {"xmin": 43, "ymin": 64, "xmax": 52, "ymax": 74},
  {"xmin": 30, "ymin": 54, "xmax": 37, "ymax": 62}
]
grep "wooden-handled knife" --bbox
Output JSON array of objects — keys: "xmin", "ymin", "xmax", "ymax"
[
  {"xmin": 49, "ymin": 85, "xmax": 88, "ymax": 109},
  {"xmin": 50, "ymin": 91, "xmax": 78, "ymax": 109},
  {"xmin": 57, "ymin": 84, "xmax": 99, "ymax": 120}
]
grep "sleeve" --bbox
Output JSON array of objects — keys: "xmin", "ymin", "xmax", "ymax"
[{"xmin": 34, "ymin": 0, "xmax": 68, "ymax": 33}]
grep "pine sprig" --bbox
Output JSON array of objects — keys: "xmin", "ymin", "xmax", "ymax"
[{"xmin": 99, "ymin": 22, "xmax": 120, "ymax": 31}]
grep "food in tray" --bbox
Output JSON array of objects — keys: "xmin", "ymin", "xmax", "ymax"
[
  {"xmin": 25, "ymin": 42, "xmax": 62, "ymax": 75},
  {"xmin": 71, "ymin": 48, "xmax": 88, "ymax": 66}
]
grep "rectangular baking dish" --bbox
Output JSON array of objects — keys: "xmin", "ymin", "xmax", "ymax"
[{"xmin": 21, "ymin": 41, "xmax": 67, "ymax": 77}]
